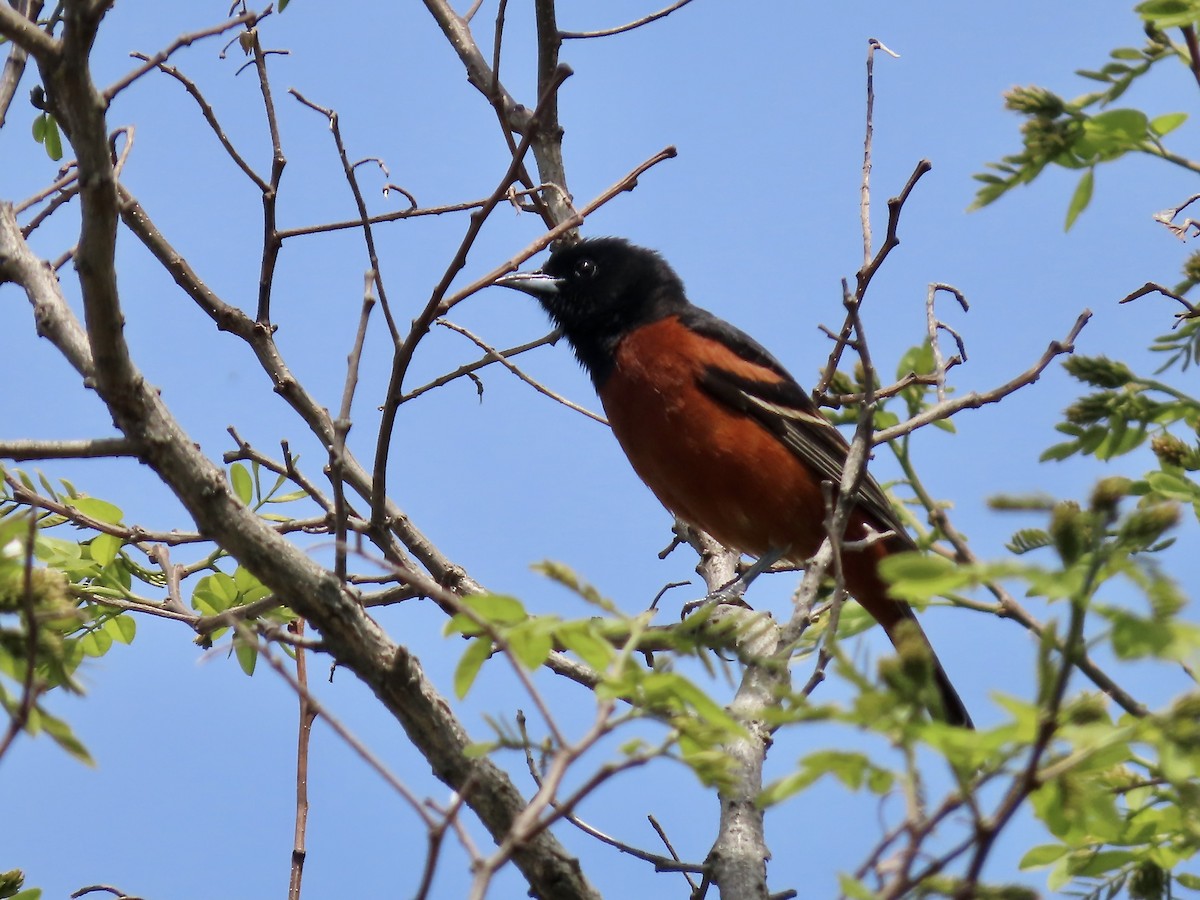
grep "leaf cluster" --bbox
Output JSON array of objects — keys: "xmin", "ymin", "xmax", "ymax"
[{"xmin": 971, "ymin": 4, "xmax": 1193, "ymax": 229}]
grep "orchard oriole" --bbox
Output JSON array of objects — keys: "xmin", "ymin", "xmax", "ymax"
[{"xmin": 496, "ymin": 237, "xmax": 972, "ymax": 728}]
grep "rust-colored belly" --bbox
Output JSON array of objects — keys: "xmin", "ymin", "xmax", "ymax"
[{"xmin": 599, "ymin": 317, "xmax": 829, "ymax": 561}]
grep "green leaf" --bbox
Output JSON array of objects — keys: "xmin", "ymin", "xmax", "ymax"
[
  {"xmin": 88, "ymin": 533, "xmax": 122, "ymax": 567},
  {"xmin": 1136, "ymin": 0, "xmax": 1200, "ymax": 28},
  {"xmin": 462, "ymin": 741, "xmax": 498, "ymax": 759},
  {"xmin": 666, "ymin": 675, "xmax": 744, "ymax": 733},
  {"xmin": 192, "ymin": 571, "xmax": 239, "ymax": 614},
  {"xmin": 1040, "ymin": 440, "xmax": 1080, "ymax": 462},
  {"xmin": 454, "ymin": 637, "xmax": 492, "ymax": 698},
  {"xmin": 463, "ymin": 593, "xmax": 527, "ymax": 626},
  {"xmin": 1151, "ymin": 112, "xmax": 1188, "ymax": 136},
  {"xmin": 38, "ymin": 707, "xmax": 94, "ymax": 765},
  {"xmin": 1071, "ymin": 109, "xmax": 1149, "ymax": 164},
  {"xmin": 266, "ymin": 489, "xmax": 309, "ymax": 504},
  {"xmin": 556, "ymin": 623, "xmax": 615, "ymax": 670},
  {"xmin": 873, "ymin": 409, "xmax": 899, "ymax": 430},
  {"xmin": 1108, "ymin": 609, "xmax": 1173, "ymax": 658},
  {"xmin": 1019, "ymin": 844, "xmax": 1068, "ymax": 869},
  {"xmin": 1064, "ymin": 168, "xmax": 1094, "ymax": 231},
  {"xmin": 70, "ymin": 497, "xmax": 124, "ymax": 525},
  {"xmin": 79, "ymin": 627, "xmax": 113, "ymax": 657},
  {"xmin": 532, "ymin": 560, "xmax": 615, "ymax": 612},
  {"xmin": 235, "ymin": 639, "xmax": 257, "ymax": 676},
  {"xmin": 230, "ymin": 463, "xmax": 254, "ymax": 505},
  {"xmin": 837, "ymin": 874, "xmax": 876, "ymax": 900},
  {"xmin": 1146, "ymin": 470, "xmax": 1200, "ymax": 501},
  {"xmin": 232, "ymin": 565, "xmax": 270, "ymax": 603},
  {"xmin": 1071, "ymin": 849, "xmax": 1134, "ymax": 876},
  {"xmin": 896, "ymin": 341, "xmax": 934, "ymax": 379},
  {"xmin": 42, "ymin": 115, "xmax": 62, "ymax": 161},
  {"xmin": 778, "ymin": 749, "xmax": 893, "ymax": 797},
  {"xmin": 1086, "ymin": 108, "xmax": 1149, "ymax": 141},
  {"xmin": 877, "ymin": 553, "xmax": 968, "ymax": 601},
  {"xmin": 1007, "ymin": 528, "xmax": 1052, "ymax": 555},
  {"xmin": 507, "ymin": 622, "xmax": 553, "ymax": 670},
  {"xmin": 102, "ymin": 614, "xmax": 136, "ymax": 645}
]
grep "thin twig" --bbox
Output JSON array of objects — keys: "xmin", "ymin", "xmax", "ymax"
[
  {"xmin": 330, "ymin": 273, "xmax": 376, "ymax": 582},
  {"xmin": 816, "ymin": 158, "xmax": 930, "ymax": 394},
  {"xmin": 248, "ymin": 27, "xmax": 286, "ymax": 324},
  {"xmin": 288, "ymin": 90, "xmax": 401, "ymax": 343},
  {"xmin": 1182, "ymin": 25, "xmax": 1200, "ymax": 93},
  {"xmin": 0, "ymin": 1, "xmax": 60, "ymax": 64},
  {"xmin": 0, "ymin": 1, "xmax": 45, "ymax": 128},
  {"xmin": 560, "ymin": 0, "xmax": 697, "ymax": 39},
  {"xmin": 370, "ymin": 62, "xmax": 578, "ymax": 528},
  {"xmin": 257, "ymin": 637, "xmax": 433, "ymax": 821},
  {"xmin": 1119, "ymin": 280, "xmax": 1199, "ymax": 319},
  {"xmin": 437, "ymin": 319, "xmax": 607, "ymax": 424},
  {"xmin": 104, "ymin": 10, "xmax": 259, "ymax": 101},
  {"xmin": 925, "ymin": 283, "xmax": 969, "ymax": 403},
  {"xmin": 402, "ymin": 330, "xmax": 561, "ymax": 402},
  {"xmin": 15, "ymin": 164, "xmax": 78, "ymax": 215},
  {"xmin": 287, "ymin": 620, "xmax": 317, "ymax": 900},
  {"xmin": 125, "ymin": 51, "xmax": 267, "ymax": 191},
  {"xmin": 872, "ymin": 310, "xmax": 1092, "ymax": 444},
  {"xmin": 276, "ymin": 197, "xmax": 498, "ymax": 240}
]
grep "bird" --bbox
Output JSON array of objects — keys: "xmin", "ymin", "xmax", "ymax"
[{"xmin": 495, "ymin": 237, "xmax": 972, "ymax": 728}]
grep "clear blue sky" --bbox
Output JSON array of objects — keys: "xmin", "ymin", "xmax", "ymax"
[{"xmin": 3, "ymin": 1, "xmax": 1197, "ymax": 897}]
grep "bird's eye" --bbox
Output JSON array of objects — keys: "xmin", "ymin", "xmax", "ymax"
[{"xmin": 575, "ymin": 258, "xmax": 597, "ymax": 280}]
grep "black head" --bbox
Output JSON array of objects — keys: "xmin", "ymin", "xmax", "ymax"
[{"xmin": 494, "ymin": 237, "xmax": 689, "ymax": 384}]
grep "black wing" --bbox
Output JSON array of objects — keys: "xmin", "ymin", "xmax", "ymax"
[{"xmin": 683, "ymin": 307, "xmax": 916, "ymax": 550}]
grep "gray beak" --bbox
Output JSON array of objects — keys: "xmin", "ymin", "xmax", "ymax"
[{"xmin": 494, "ymin": 270, "xmax": 562, "ymax": 298}]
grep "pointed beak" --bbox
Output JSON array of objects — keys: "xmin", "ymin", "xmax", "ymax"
[{"xmin": 494, "ymin": 270, "xmax": 562, "ymax": 298}]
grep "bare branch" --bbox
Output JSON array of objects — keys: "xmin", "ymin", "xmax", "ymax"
[
  {"xmin": 859, "ymin": 39, "xmax": 902, "ymax": 269},
  {"xmin": 815, "ymin": 158, "xmax": 931, "ymax": 394},
  {"xmin": 437, "ymin": 319, "xmax": 608, "ymax": 424},
  {"xmin": 287, "ymin": 621, "xmax": 318, "ymax": 900},
  {"xmin": 125, "ymin": 51, "xmax": 268, "ymax": 191},
  {"xmin": 5, "ymin": 110, "xmax": 599, "ymax": 900},
  {"xmin": 0, "ymin": 1, "xmax": 59, "ymax": 64},
  {"xmin": 1120, "ymin": 280, "xmax": 1200, "ymax": 319},
  {"xmin": 560, "ymin": 0, "xmax": 698, "ymax": 39},
  {"xmin": 402, "ymin": 329, "xmax": 560, "ymax": 402},
  {"xmin": 330, "ymin": 273, "xmax": 376, "ymax": 582},
  {"xmin": 256, "ymin": 636, "xmax": 433, "ymax": 824},
  {"xmin": 1152, "ymin": 193, "xmax": 1200, "ymax": 239},
  {"xmin": 288, "ymin": 89, "xmax": 400, "ymax": 342},
  {"xmin": 104, "ymin": 9, "xmax": 259, "ymax": 101},
  {"xmin": 0, "ymin": 437, "xmax": 137, "ymax": 460},
  {"xmin": 370, "ymin": 62, "xmax": 578, "ymax": 526},
  {"xmin": 69, "ymin": 885, "xmax": 144, "ymax": 900},
  {"xmin": 872, "ymin": 309, "xmax": 1092, "ymax": 444},
  {"xmin": 0, "ymin": 1, "xmax": 45, "ymax": 127},
  {"xmin": 277, "ymin": 197, "xmax": 493, "ymax": 240},
  {"xmin": 442, "ymin": 145, "xmax": 678, "ymax": 314}
]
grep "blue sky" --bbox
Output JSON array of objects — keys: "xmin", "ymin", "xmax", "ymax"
[{"xmin": 3, "ymin": 1, "xmax": 1199, "ymax": 897}]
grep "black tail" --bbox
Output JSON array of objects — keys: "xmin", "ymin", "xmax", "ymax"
[
  {"xmin": 886, "ymin": 604, "xmax": 974, "ymax": 729},
  {"xmin": 931, "ymin": 655, "xmax": 973, "ymax": 729}
]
